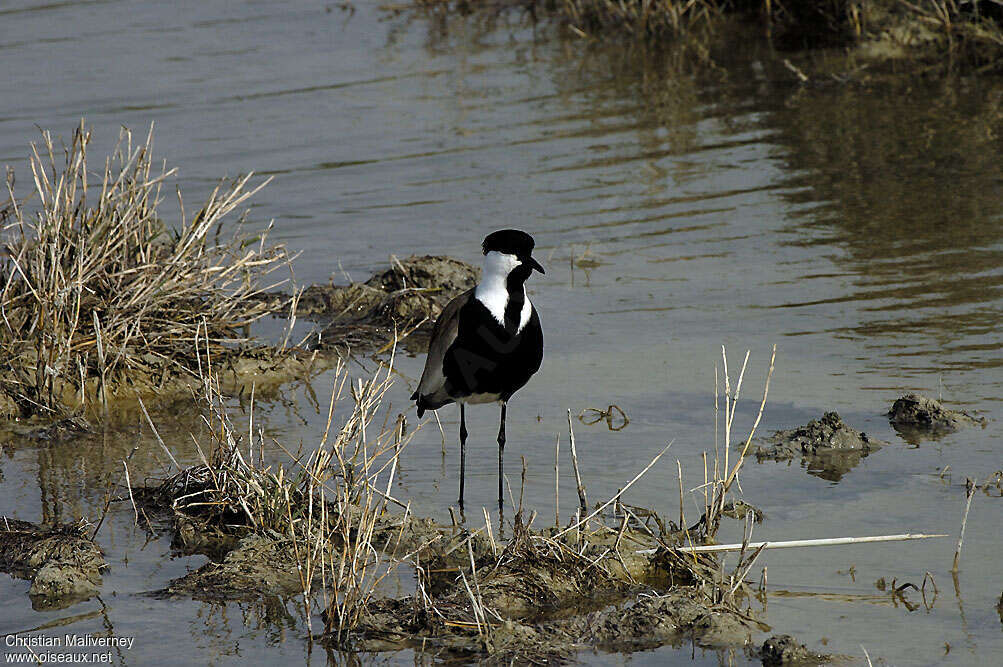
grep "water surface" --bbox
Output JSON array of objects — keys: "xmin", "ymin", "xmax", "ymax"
[{"xmin": 1, "ymin": 2, "xmax": 1001, "ymax": 665}]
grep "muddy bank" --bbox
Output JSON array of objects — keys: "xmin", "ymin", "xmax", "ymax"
[
  {"xmin": 0, "ymin": 518, "xmax": 106, "ymax": 610},
  {"xmin": 752, "ymin": 412, "xmax": 886, "ymax": 481},
  {"xmin": 329, "ymin": 515, "xmax": 771, "ymax": 662},
  {"xmin": 403, "ymin": 0, "xmax": 1003, "ymax": 75},
  {"xmin": 161, "ymin": 534, "xmax": 303, "ymax": 601},
  {"xmin": 888, "ymin": 394, "xmax": 987, "ymax": 444},
  {"xmin": 353, "ymin": 586, "xmax": 760, "ymax": 662},
  {"xmin": 265, "ymin": 255, "xmax": 478, "ymax": 352},
  {"xmin": 0, "ymin": 349, "xmax": 326, "ymax": 441},
  {"xmin": 137, "ymin": 467, "xmax": 811, "ymax": 662}
]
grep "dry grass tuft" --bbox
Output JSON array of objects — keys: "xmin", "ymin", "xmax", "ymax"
[
  {"xmin": 410, "ymin": 0, "xmax": 722, "ymax": 38},
  {"xmin": 152, "ymin": 345, "xmax": 417, "ymax": 641},
  {"xmin": 560, "ymin": 0, "xmax": 722, "ymax": 38},
  {"xmin": 407, "ymin": 0, "xmax": 1003, "ymax": 73},
  {"xmin": 0, "ymin": 122, "xmax": 291, "ymax": 420}
]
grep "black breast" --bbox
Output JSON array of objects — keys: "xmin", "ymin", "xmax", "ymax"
[{"xmin": 442, "ymin": 299, "xmax": 543, "ymax": 402}]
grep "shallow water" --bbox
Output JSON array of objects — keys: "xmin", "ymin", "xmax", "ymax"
[{"xmin": 1, "ymin": 2, "xmax": 1001, "ymax": 665}]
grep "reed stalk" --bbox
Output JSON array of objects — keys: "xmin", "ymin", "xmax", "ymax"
[{"xmin": 0, "ymin": 122, "xmax": 292, "ymax": 420}]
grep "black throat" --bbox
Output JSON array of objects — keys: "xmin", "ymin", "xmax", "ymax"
[{"xmin": 503, "ymin": 264, "xmax": 532, "ymax": 333}]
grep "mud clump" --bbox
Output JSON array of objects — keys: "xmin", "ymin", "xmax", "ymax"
[
  {"xmin": 162, "ymin": 534, "xmax": 303, "ymax": 601},
  {"xmin": 753, "ymin": 412, "xmax": 886, "ymax": 481},
  {"xmin": 333, "ymin": 515, "xmax": 762, "ymax": 662},
  {"xmin": 888, "ymin": 394, "xmax": 986, "ymax": 443},
  {"xmin": 761, "ymin": 412, "xmax": 883, "ymax": 456},
  {"xmin": 274, "ymin": 255, "xmax": 478, "ymax": 351},
  {"xmin": 588, "ymin": 591, "xmax": 755, "ymax": 650},
  {"xmin": 352, "ymin": 584, "xmax": 758, "ymax": 661},
  {"xmin": 363, "ymin": 255, "xmax": 479, "ymax": 297},
  {"xmin": 761, "ymin": 634, "xmax": 831, "ymax": 665},
  {"xmin": 0, "ymin": 519, "xmax": 106, "ymax": 609},
  {"xmin": 719, "ymin": 500, "xmax": 766, "ymax": 524}
]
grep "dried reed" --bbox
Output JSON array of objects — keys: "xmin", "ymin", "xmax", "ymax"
[
  {"xmin": 0, "ymin": 122, "xmax": 292, "ymax": 420},
  {"xmin": 151, "ymin": 338, "xmax": 418, "ymax": 643}
]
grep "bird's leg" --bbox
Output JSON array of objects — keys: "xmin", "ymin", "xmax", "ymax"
[
  {"xmin": 459, "ymin": 403, "xmax": 467, "ymax": 508},
  {"xmin": 497, "ymin": 402, "xmax": 506, "ymax": 512}
]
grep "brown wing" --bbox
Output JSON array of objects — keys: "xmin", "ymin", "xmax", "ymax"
[{"xmin": 412, "ymin": 288, "xmax": 473, "ymax": 410}]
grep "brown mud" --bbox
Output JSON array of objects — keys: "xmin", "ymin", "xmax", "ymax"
[
  {"xmin": 760, "ymin": 634, "xmax": 833, "ymax": 665},
  {"xmin": 0, "ymin": 349, "xmax": 326, "ymax": 442},
  {"xmin": 135, "ymin": 470, "xmax": 829, "ymax": 664},
  {"xmin": 265, "ymin": 255, "xmax": 479, "ymax": 352},
  {"xmin": 354, "ymin": 587, "xmax": 760, "ymax": 662},
  {"xmin": 751, "ymin": 412, "xmax": 887, "ymax": 481},
  {"xmin": 0, "ymin": 518, "xmax": 106, "ymax": 610},
  {"xmin": 327, "ymin": 514, "xmax": 765, "ymax": 662},
  {"xmin": 888, "ymin": 394, "xmax": 987, "ymax": 444},
  {"xmin": 162, "ymin": 534, "xmax": 304, "ymax": 601}
]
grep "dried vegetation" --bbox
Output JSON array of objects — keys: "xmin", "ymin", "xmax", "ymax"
[
  {"xmin": 136, "ymin": 345, "xmax": 838, "ymax": 662},
  {"xmin": 139, "ymin": 349, "xmax": 416, "ymax": 641},
  {"xmin": 0, "ymin": 123, "xmax": 292, "ymax": 422},
  {"xmin": 407, "ymin": 0, "xmax": 1003, "ymax": 72}
]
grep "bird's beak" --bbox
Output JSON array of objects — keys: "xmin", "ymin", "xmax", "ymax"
[{"xmin": 526, "ymin": 256, "xmax": 545, "ymax": 274}]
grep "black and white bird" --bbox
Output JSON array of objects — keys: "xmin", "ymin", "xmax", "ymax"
[{"xmin": 411, "ymin": 229, "xmax": 545, "ymax": 508}]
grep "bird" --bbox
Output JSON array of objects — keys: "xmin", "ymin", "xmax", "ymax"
[{"xmin": 411, "ymin": 229, "xmax": 545, "ymax": 508}]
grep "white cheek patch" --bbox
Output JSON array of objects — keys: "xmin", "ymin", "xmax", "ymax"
[
  {"xmin": 475, "ymin": 251, "xmax": 515, "ymax": 327},
  {"xmin": 475, "ymin": 251, "xmax": 533, "ymax": 333},
  {"xmin": 482, "ymin": 250, "xmax": 521, "ymax": 275}
]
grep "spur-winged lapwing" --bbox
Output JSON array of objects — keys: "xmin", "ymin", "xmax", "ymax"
[{"xmin": 411, "ymin": 229, "xmax": 544, "ymax": 507}]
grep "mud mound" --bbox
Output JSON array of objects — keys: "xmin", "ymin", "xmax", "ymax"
[
  {"xmin": 277, "ymin": 255, "xmax": 479, "ymax": 351},
  {"xmin": 141, "ymin": 430, "xmax": 808, "ymax": 663},
  {"xmin": 761, "ymin": 634, "xmax": 831, "ymax": 665},
  {"xmin": 364, "ymin": 255, "xmax": 479, "ymax": 298},
  {"xmin": 888, "ymin": 394, "xmax": 986, "ymax": 442},
  {"xmin": 350, "ymin": 585, "xmax": 759, "ymax": 661},
  {"xmin": 761, "ymin": 412, "xmax": 884, "ymax": 456},
  {"xmin": 0, "ymin": 519, "xmax": 106, "ymax": 609},
  {"xmin": 144, "ymin": 478, "xmax": 763, "ymax": 661},
  {"xmin": 444, "ymin": 546, "xmax": 616, "ymax": 620},
  {"xmin": 753, "ymin": 412, "xmax": 886, "ymax": 481},
  {"xmin": 588, "ymin": 591, "xmax": 755, "ymax": 650},
  {"xmin": 162, "ymin": 534, "xmax": 302, "ymax": 601}
]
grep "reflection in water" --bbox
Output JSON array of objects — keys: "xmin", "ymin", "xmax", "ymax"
[
  {"xmin": 191, "ymin": 598, "xmax": 302, "ymax": 660},
  {"xmin": 804, "ymin": 448, "xmax": 873, "ymax": 482},
  {"xmin": 24, "ymin": 410, "xmax": 210, "ymax": 524},
  {"xmin": 750, "ymin": 443, "xmax": 874, "ymax": 482},
  {"xmin": 7, "ymin": 391, "xmax": 311, "ymax": 527},
  {"xmin": 771, "ymin": 80, "xmax": 1003, "ymax": 379}
]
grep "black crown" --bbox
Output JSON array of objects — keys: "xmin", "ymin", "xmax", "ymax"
[{"xmin": 482, "ymin": 229, "xmax": 535, "ymax": 257}]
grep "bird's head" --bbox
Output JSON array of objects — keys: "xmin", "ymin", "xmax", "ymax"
[{"xmin": 481, "ymin": 229, "xmax": 545, "ymax": 282}]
